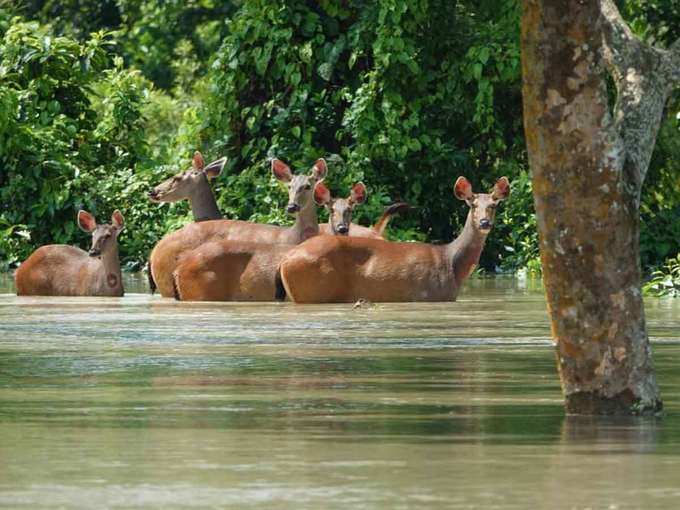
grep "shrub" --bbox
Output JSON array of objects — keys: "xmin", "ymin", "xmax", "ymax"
[{"xmin": 643, "ymin": 254, "xmax": 680, "ymax": 297}]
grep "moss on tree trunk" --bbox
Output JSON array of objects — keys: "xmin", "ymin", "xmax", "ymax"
[{"xmin": 520, "ymin": 0, "xmax": 679, "ymax": 415}]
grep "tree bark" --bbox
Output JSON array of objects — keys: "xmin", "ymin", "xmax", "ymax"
[{"xmin": 520, "ymin": 0, "xmax": 678, "ymax": 414}]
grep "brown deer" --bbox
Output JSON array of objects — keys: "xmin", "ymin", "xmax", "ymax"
[
  {"xmin": 149, "ymin": 151, "xmax": 227, "ymax": 221},
  {"xmin": 148, "ymin": 157, "xmax": 328, "ymax": 297},
  {"xmin": 149, "ymin": 151, "xmax": 401, "ymax": 237},
  {"xmin": 148, "ymin": 156, "xmax": 404, "ymax": 297},
  {"xmin": 277, "ymin": 177, "xmax": 510, "ymax": 303},
  {"xmin": 15, "ymin": 210, "xmax": 125, "ymax": 296},
  {"xmin": 171, "ymin": 181, "xmax": 369, "ymax": 301},
  {"xmin": 315, "ymin": 181, "xmax": 367, "ymax": 235}
]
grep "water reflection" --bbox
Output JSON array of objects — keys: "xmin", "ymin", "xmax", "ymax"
[
  {"xmin": 0, "ymin": 273, "xmax": 679, "ymax": 508},
  {"xmin": 561, "ymin": 415, "xmax": 661, "ymax": 453}
]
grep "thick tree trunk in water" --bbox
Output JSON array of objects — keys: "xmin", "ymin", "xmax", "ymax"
[{"xmin": 521, "ymin": 0, "xmax": 679, "ymax": 414}]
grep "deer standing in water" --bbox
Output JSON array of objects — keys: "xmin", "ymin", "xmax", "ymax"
[
  {"xmin": 15, "ymin": 210, "xmax": 125, "ymax": 296},
  {"xmin": 171, "ymin": 181, "xmax": 369, "ymax": 301},
  {"xmin": 277, "ymin": 177, "xmax": 510, "ymax": 303},
  {"xmin": 148, "ymin": 156, "xmax": 328, "ymax": 297},
  {"xmin": 148, "ymin": 154, "xmax": 404, "ymax": 297}
]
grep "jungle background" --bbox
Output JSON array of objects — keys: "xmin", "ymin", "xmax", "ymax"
[{"xmin": 0, "ymin": 0, "xmax": 678, "ymax": 287}]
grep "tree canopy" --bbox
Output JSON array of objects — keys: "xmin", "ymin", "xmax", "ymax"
[{"xmin": 0, "ymin": 0, "xmax": 678, "ymax": 278}]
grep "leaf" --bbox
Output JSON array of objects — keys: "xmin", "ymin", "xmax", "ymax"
[
  {"xmin": 348, "ymin": 52, "xmax": 358, "ymax": 70},
  {"xmin": 318, "ymin": 63, "xmax": 333, "ymax": 81},
  {"xmin": 473, "ymin": 63, "xmax": 483, "ymax": 80},
  {"xmin": 478, "ymin": 46, "xmax": 490, "ymax": 65},
  {"xmin": 300, "ymin": 42, "xmax": 313, "ymax": 64}
]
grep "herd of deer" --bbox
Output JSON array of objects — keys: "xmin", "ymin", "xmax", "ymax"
[{"xmin": 14, "ymin": 151, "xmax": 511, "ymax": 303}]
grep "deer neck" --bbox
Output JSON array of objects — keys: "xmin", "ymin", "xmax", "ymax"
[
  {"xmin": 188, "ymin": 180, "xmax": 221, "ymax": 222},
  {"xmin": 290, "ymin": 200, "xmax": 319, "ymax": 243},
  {"xmin": 100, "ymin": 244, "xmax": 123, "ymax": 293},
  {"xmin": 446, "ymin": 211, "xmax": 488, "ymax": 284}
]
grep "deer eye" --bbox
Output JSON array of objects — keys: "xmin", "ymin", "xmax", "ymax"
[{"xmin": 304, "ymin": 184, "xmax": 311, "ymax": 190}]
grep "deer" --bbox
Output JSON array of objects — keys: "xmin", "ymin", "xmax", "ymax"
[
  {"xmin": 15, "ymin": 210, "xmax": 125, "ymax": 296},
  {"xmin": 149, "ymin": 151, "xmax": 403, "ymax": 236},
  {"xmin": 148, "ymin": 151, "xmax": 227, "ymax": 222},
  {"xmin": 315, "ymin": 181, "xmax": 408, "ymax": 237},
  {"xmin": 276, "ymin": 176, "xmax": 510, "ymax": 303},
  {"xmin": 147, "ymin": 155, "xmax": 405, "ymax": 297},
  {"xmin": 147, "ymin": 157, "xmax": 327, "ymax": 297},
  {"xmin": 171, "ymin": 181, "xmax": 369, "ymax": 301}
]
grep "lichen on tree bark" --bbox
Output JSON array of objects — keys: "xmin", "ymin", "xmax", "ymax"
[{"xmin": 521, "ymin": 0, "xmax": 679, "ymax": 415}]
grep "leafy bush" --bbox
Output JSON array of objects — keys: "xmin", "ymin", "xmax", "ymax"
[
  {"xmin": 0, "ymin": 1, "xmax": 678, "ymax": 278},
  {"xmin": 493, "ymin": 169, "xmax": 540, "ymax": 272},
  {"xmin": 0, "ymin": 18, "xmax": 173, "ymax": 268},
  {"xmin": 643, "ymin": 254, "xmax": 680, "ymax": 297},
  {"xmin": 198, "ymin": 0, "xmax": 525, "ymax": 264}
]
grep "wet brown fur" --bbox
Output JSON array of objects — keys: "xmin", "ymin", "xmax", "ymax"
[
  {"xmin": 15, "ymin": 211, "xmax": 125, "ymax": 297},
  {"xmin": 279, "ymin": 178, "xmax": 509, "ymax": 303}
]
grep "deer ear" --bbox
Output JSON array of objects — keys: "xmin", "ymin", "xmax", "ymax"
[
  {"xmin": 77, "ymin": 210, "xmax": 97, "ymax": 233},
  {"xmin": 311, "ymin": 158, "xmax": 327, "ymax": 181},
  {"xmin": 192, "ymin": 151, "xmax": 205, "ymax": 170},
  {"xmin": 272, "ymin": 159, "xmax": 293, "ymax": 182},
  {"xmin": 454, "ymin": 177, "xmax": 473, "ymax": 201},
  {"xmin": 313, "ymin": 181, "xmax": 332, "ymax": 206},
  {"xmin": 204, "ymin": 157, "xmax": 226, "ymax": 179},
  {"xmin": 492, "ymin": 177, "xmax": 510, "ymax": 200},
  {"xmin": 111, "ymin": 210, "xmax": 125, "ymax": 230},
  {"xmin": 349, "ymin": 182, "xmax": 367, "ymax": 205}
]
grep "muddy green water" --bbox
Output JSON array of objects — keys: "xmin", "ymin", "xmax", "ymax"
[{"xmin": 1, "ymin": 273, "xmax": 680, "ymax": 509}]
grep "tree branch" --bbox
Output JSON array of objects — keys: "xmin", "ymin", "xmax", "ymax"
[
  {"xmin": 598, "ymin": 0, "xmax": 677, "ymax": 196},
  {"xmin": 599, "ymin": 0, "xmax": 649, "ymax": 80}
]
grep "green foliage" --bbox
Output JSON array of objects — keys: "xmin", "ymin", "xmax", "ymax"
[
  {"xmin": 643, "ymin": 254, "xmax": 680, "ymax": 297},
  {"xmin": 200, "ymin": 0, "xmax": 526, "ymax": 265},
  {"xmin": 0, "ymin": 0, "xmax": 678, "ymax": 279},
  {"xmin": 639, "ymin": 107, "xmax": 680, "ymax": 270},
  {"xmin": 619, "ymin": 0, "xmax": 680, "ymax": 47},
  {"xmin": 0, "ymin": 18, "xmax": 175, "ymax": 269},
  {"xmin": 13, "ymin": 0, "xmax": 234, "ymax": 90},
  {"xmin": 0, "ymin": 21, "xmax": 113, "ymax": 260},
  {"xmin": 493, "ymin": 170, "xmax": 541, "ymax": 272},
  {"xmin": 0, "ymin": 220, "xmax": 30, "ymax": 271},
  {"xmin": 116, "ymin": 0, "xmax": 234, "ymax": 89}
]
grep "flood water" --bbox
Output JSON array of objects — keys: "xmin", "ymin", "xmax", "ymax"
[{"xmin": 1, "ymin": 272, "xmax": 680, "ymax": 509}]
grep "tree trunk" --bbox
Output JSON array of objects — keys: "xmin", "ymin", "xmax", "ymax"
[{"xmin": 521, "ymin": 0, "xmax": 679, "ymax": 414}]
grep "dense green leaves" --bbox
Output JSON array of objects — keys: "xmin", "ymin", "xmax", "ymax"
[
  {"xmin": 199, "ymin": 0, "xmax": 527, "ymax": 271},
  {"xmin": 643, "ymin": 254, "xmax": 680, "ymax": 297},
  {"xmin": 0, "ymin": 17, "xmax": 172, "ymax": 270},
  {"xmin": 0, "ymin": 0, "xmax": 678, "ymax": 279}
]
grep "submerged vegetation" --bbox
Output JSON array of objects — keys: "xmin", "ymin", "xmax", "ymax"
[{"xmin": 0, "ymin": 0, "xmax": 678, "ymax": 287}]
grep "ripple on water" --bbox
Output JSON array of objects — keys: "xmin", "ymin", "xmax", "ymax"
[{"xmin": 1, "ymin": 274, "xmax": 680, "ymax": 509}]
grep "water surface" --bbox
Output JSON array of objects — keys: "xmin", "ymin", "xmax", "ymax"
[{"xmin": 1, "ymin": 273, "xmax": 680, "ymax": 509}]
